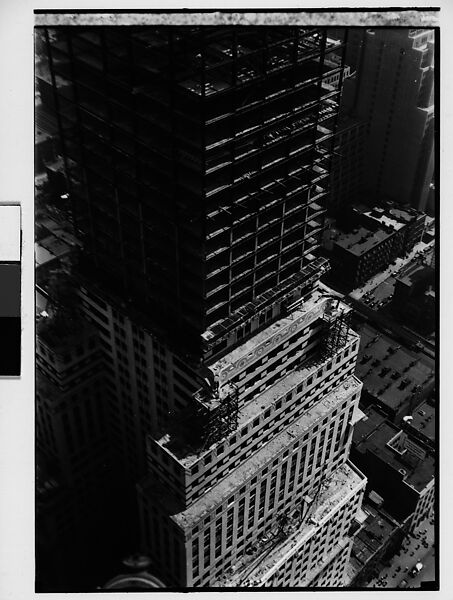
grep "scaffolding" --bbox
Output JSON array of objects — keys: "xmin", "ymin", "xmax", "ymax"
[
  {"xmin": 318, "ymin": 299, "xmax": 351, "ymax": 360},
  {"xmin": 198, "ymin": 384, "xmax": 240, "ymax": 448}
]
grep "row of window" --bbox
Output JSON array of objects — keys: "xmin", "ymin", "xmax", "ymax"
[
  {"xmin": 266, "ymin": 492, "xmax": 359, "ymax": 586},
  {"xmin": 186, "ymin": 399, "xmax": 355, "ymax": 559},
  {"xmin": 148, "ymin": 354, "xmax": 357, "ymax": 509}
]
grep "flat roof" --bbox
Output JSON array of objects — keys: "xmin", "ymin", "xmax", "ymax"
[
  {"xmin": 354, "ymin": 323, "xmax": 434, "ymax": 413},
  {"xmin": 334, "ymin": 226, "xmax": 391, "ymax": 256},
  {"xmin": 352, "ymin": 504, "xmax": 398, "ymax": 564},
  {"xmin": 355, "ymin": 205, "xmax": 405, "ymax": 232},
  {"xmin": 353, "ymin": 406, "xmax": 434, "ymax": 493},
  {"xmin": 354, "ymin": 203, "xmax": 420, "ymax": 223},
  {"xmin": 407, "ymin": 401, "xmax": 435, "ymax": 443}
]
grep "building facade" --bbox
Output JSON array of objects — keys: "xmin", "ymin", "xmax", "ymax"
[
  {"xmin": 35, "ymin": 311, "xmax": 119, "ymax": 589},
  {"xmin": 329, "ymin": 203, "xmax": 425, "ymax": 290},
  {"xmin": 327, "ymin": 116, "xmax": 365, "ymax": 215},
  {"xmin": 341, "ymin": 28, "xmax": 435, "ymax": 212},
  {"xmin": 38, "ymin": 25, "xmax": 369, "ymax": 589}
]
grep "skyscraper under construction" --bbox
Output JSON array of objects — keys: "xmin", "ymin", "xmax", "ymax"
[{"xmin": 37, "ymin": 25, "xmax": 367, "ymax": 587}]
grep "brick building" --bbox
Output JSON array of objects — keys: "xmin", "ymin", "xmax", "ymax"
[{"xmin": 329, "ymin": 203, "xmax": 424, "ymax": 290}]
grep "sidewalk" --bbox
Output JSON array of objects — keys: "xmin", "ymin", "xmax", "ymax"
[{"xmin": 349, "ymin": 239, "xmax": 434, "ymax": 302}]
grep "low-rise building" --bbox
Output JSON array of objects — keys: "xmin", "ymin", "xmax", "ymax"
[
  {"xmin": 351, "ymin": 406, "xmax": 435, "ymax": 532},
  {"xmin": 354, "ymin": 323, "xmax": 435, "ymax": 423},
  {"xmin": 329, "ymin": 203, "xmax": 425, "ymax": 290},
  {"xmin": 352, "ymin": 204, "xmax": 425, "ymax": 256},
  {"xmin": 402, "ymin": 399, "xmax": 435, "ymax": 454},
  {"xmin": 330, "ymin": 226, "xmax": 400, "ymax": 289},
  {"xmin": 346, "ymin": 501, "xmax": 403, "ymax": 587},
  {"xmin": 391, "ymin": 260, "xmax": 435, "ymax": 336}
]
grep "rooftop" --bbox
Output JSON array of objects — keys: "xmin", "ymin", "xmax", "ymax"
[
  {"xmin": 354, "ymin": 204, "xmax": 406, "ymax": 232},
  {"xmin": 354, "ymin": 323, "xmax": 434, "ymax": 414},
  {"xmin": 406, "ymin": 400, "xmax": 435, "ymax": 444},
  {"xmin": 353, "ymin": 406, "xmax": 434, "ymax": 493},
  {"xmin": 334, "ymin": 226, "xmax": 391, "ymax": 256},
  {"xmin": 351, "ymin": 503, "xmax": 399, "ymax": 566}
]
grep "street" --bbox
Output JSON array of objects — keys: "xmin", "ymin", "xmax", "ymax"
[
  {"xmin": 368, "ymin": 513, "xmax": 436, "ymax": 589},
  {"xmin": 343, "ymin": 239, "xmax": 435, "ymax": 360},
  {"xmin": 349, "ymin": 238, "xmax": 433, "ymax": 302},
  {"xmin": 410, "ymin": 546, "xmax": 435, "ymax": 587},
  {"xmin": 348, "ymin": 294, "xmax": 435, "ymax": 363}
]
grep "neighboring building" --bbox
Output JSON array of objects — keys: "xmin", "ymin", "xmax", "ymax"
[
  {"xmin": 391, "ymin": 261, "xmax": 435, "ymax": 336},
  {"xmin": 351, "ymin": 204, "xmax": 425, "ymax": 255},
  {"xmin": 329, "ymin": 203, "xmax": 424, "ymax": 290},
  {"xmin": 328, "ymin": 116, "xmax": 366, "ymax": 215},
  {"xmin": 35, "ymin": 311, "xmax": 120, "ymax": 589},
  {"xmin": 402, "ymin": 399, "xmax": 435, "ymax": 454},
  {"xmin": 351, "ymin": 405, "xmax": 435, "ymax": 531},
  {"xmin": 354, "ymin": 323, "xmax": 435, "ymax": 423},
  {"xmin": 346, "ymin": 502, "xmax": 403, "ymax": 587},
  {"xmin": 330, "ymin": 226, "xmax": 400, "ymax": 290},
  {"xmin": 77, "ymin": 281, "xmax": 188, "ymax": 481},
  {"xmin": 37, "ymin": 25, "xmax": 372, "ymax": 589},
  {"xmin": 341, "ymin": 28, "xmax": 435, "ymax": 212},
  {"xmin": 324, "ymin": 30, "xmax": 366, "ymax": 216}
]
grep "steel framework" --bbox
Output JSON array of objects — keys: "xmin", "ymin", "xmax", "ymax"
[{"xmin": 319, "ymin": 301, "xmax": 351, "ymax": 360}]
